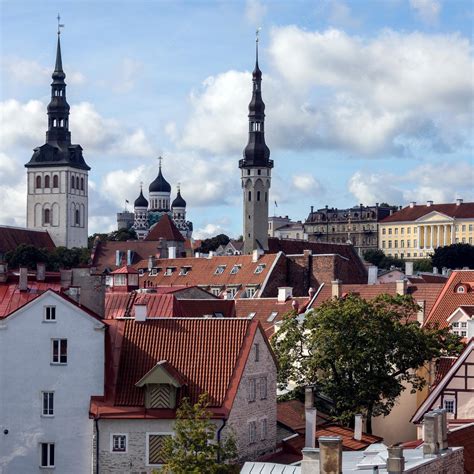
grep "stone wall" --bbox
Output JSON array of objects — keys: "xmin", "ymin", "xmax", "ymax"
[{"xmin": 405, "ymin": 447, "xmax": 464, "ymax": 473}]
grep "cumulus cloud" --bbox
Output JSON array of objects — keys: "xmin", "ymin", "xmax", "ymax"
[
  {"xmin": 409, "ymin": 0, "xmax": 441, "ymax": 25},
  {"xmin": 292, "ymin": 174, "xmax": 325, "ymax": 195},
  {"xmin": 194, "ymin": 223, "xmax": 231, "ymax": 240},
  {"xmin": 0, "ymin": 178, "xmax": 27, "ymax": 227},
  {"xmin": 348, "ymin": 161, "xmax": 474, "ymax": 206},
  {"xmin": 245, "ymin": 0, "xmax": 267, "ymax": 25}
]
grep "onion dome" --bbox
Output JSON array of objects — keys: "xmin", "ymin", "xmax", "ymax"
[
  {"xmin": 172, "ymin": 188, "xmax": 186, "ymax": 208},
  {"xmin": 134, "ymin": 188, "xmax": 148, "ymax": 208},
  {"xmin": 149, "ymin": 160, "xmax": 171, "ymax": 193}
]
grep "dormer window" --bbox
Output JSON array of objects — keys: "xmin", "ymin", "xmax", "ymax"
[
  {"xmin": 230, "ymin": 265, "xmax": 241, "ymax": 275},
  {"xmin": 254, "ymin": 264, "xmax": 266, "ymax": 274},
  {"xmin": 214, "ymin": 265, "xmax": 226, "ymax": 275},
  {"xmin": 164, "ymin": 267, "xmax": 175, "ymax": 276},
  {"xmin": 179, "ymin": 266, "xmax": 191, "ymax": 276},
  {"xmin": 149, "ymin": 268, "xmax": 159, "ymax": 276},
  {"xmin": 456, "ymin": 285, "xmax": 466, "ymax": 294}
]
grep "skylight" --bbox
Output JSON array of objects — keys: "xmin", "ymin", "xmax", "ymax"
[
  {"xmin": 254, "ymin": 264, "xmax": 266, "ymax": 274},
  {"xmin": 214, "ymin": 265, "xmax": 226, "ymax": 275},
  {"xmin": 267, "ymin": 311, "xmax": 278, "ymax": 322}
]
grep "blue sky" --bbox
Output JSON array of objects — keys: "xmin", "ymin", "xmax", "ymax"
[{"xmin": 1, "ymin": 0, "xmax": 473, "ymax": 238}]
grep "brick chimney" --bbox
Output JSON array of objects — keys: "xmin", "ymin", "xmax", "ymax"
[
  {"xmin": 318, "ymin": 436, "xmax": 342, "ymax": 474},
  {"xmin": 19, "ymin": 267, "xmax": 28, "ymax": 292},
  {"xmin": 331, "ymin": 280, "xmax": 342, "ymax": 299}
]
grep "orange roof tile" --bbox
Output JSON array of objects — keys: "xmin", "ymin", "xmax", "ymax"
[
  {"xmin": 111, "ymin": 265, "xmax": 139, "ymax": 274},
  {"xmin": 277, "ymin": 399, "xmax": 330, "ymax": 433}
]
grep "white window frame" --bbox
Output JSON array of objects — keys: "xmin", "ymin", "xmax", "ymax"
[
  {"xmin": 247, "ymin": 312, "xmax": 256, "ymax": 319},
  {"xmin": 44, "ymin": 306, "xmax": 56, "ymax": 322},
  {"xmin": 146, "ymin": 432, "xmax": 174, "ymax": 467},
  {"xmin": 110, "ymin": 433, "xmax": 128, "ymax": 453},
  {"xmin": 51, "ymin": 339, "xmax": 67, "ymax": 365},
  {"xmin": 41, "ymin": 391, "xmax": 54, "ymax": 417},
  {"xmin": 164, "ymin": 267, "xmax": 175, "ymax": 276},
  {"xmin": 246, "ymin": 287, "xmax": 257, "ymax": 298},
  {"xmin": 254, "ymin": 264, "xmax": 266, "ymax": 274},
  {"xmin": 443, "ymin": 397, "xmax": 455, "ymax": 414},
  {"xmin": 211, "ymin": 287, "xmax": 221, "ymax": 297},
  {"xmin": 40, "ymin": 442, "xmax": 55, "ymax": 468},
  {"xmin": 230, "ymin": 265, "xmax": 241, "ymax": 275},
  {"xmin": 149, "ymin": 268, "xmax": 158, "ymax": 276},
  {"xmin": 226, "ymin": 287, "xmax": 238, "ymax": 299},
  {"xmin": 267, "ymin": 311, "xmax": 278, "ymax": 322},
  {"xmin": 214, "ymin": 265, "xmax": 226, "ymax": 275}
]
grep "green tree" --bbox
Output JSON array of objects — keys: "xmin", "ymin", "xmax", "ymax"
[
  {"xmin": 363, "ymin": 249, "xmax": 386, "ymax": 267},
  {"xmin": 5, "ymin": 244, "xmax": 49, "ymax": 269},
  {"xmin": 432, "ymin": 243, "xmax": 474, "ymax": 270},
  {"xmin": 158, "ymin": 394, "xmax": 237, "ymax": 474},
  {"xmin": 413, "ymin": 259, "xmax": 433, "ymax": 273},
  {"xmin": 109, "ymin": 227, "xmax": 138, "ymax": 241},
  {"xmin": 272, "ymin": 294, "xmax": 463, "ymax": 434},
  {"xmin": 196, "ymin": 234, "xmax": 230, "ymax": 254}
]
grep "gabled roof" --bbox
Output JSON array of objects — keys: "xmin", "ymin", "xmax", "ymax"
[
  {"xmin": 91, "ymin": 318, "xmax": 275, "ymax": 418},
  {"xmin": 380, "ymin": 202, "xmax": 474, "ymax": 223},
  {"xmin": 0, "ymin": 226, "xmax": 55, "ymax": 254},
  {"xmin": 111, "ymin": 265, "xmax": 139, "ymax": 274},
  {"xmin": 144, "ymin": 214, "xmax": 185, "ymax": 242},
  {"xmin": 423, "ymin": 270, "xmax": 474, "ymax": 328},
  {"xmin": 277, "ymin": 399, "xmax": 330, "ymax": 433},
  {"xmin": 411, "ymin": 338, "xmax": 474, "ymax": 423}
]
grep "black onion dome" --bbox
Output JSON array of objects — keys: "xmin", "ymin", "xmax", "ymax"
[
  {"xmin": 172, "ymin": 189, "xmax": 186, "ymax": 208},
  {"xmin": 149, "ymin": 168, "xmax": 171, "ymax": 193},
  {"xmin": 134, "ymin": 189, "xmax": 148, "ymax": 208}
]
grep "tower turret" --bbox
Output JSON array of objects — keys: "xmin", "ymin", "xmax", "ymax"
[
  {"xmin": 171, "ymin": 185, "xmax": 192, "ymax": 239},
  {"xmin": 133, "ymin": 184, "xmax": 149, "ymax": 239},
  {"xmin": 148, "ymin": 156, "xmax": 171, "ymax": 211},
  {"xmin": 239, "ymin": 31, "xmax": 273, "ymax": 254}
]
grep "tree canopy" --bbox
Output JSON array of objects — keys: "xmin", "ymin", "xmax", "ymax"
[
  {"xmin": 272, "ymin": 294, "xmax": 463, "ymax": 433},
  {"xmin": 363, "ymin": 249, "xmax": 405, "ymax": 270},
  {"xmin": 196, "ymin": 234, "xmax": 230, "ymax": 254},
  {"xmin": 432, "ymin": 243, "xmax": 474, "ymax": 270},
  {"xmin": 158, "ymin": 394, "xmax": 237, "ymax": 474}
]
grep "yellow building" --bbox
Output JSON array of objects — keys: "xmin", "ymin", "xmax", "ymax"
[{"xmin": 378, "ymin": 199, "xmax": 474, "ymax": 259}]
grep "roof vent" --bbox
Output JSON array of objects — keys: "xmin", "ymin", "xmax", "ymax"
[
  {"xmin": 135, "ymin": 303, "xmax": 147, "ymax": 321},
  {"xmin": 409, "ymin": 201, "xmax": 416, "ymax": 208},
  {"xmin": 456, "ymin": 198, "xmax": 463, "ymax": 206},
  {"xmin": 426, "ymin": 200, "xmax": 433, "ymax": 207}
]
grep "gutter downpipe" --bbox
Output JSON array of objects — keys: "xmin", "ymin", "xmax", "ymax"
[
  {"xmin": 95, "ymin": 416, "xmax": 100, "ymax": 474},
  {"xmin": 216, "ymin": 417, "xmax": 227, "ymax": 463}
]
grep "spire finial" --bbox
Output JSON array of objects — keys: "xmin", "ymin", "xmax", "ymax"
[
  {"xmin": 255, "ymin": 27, "xmax": 261, "ymax": 64},
  {"xmin": 158, "ymin": 155, "xmax": 163, "ymax": 170},
  {"xmin": 177, "ymin": 182, "xmax": 181, "ymax": 193},
  {"xmin": 57, "ymin": 13, "xmax": 64, "ymax": 36},
  {"xmin": 140, "ymin": 181, "xmax": 143, "ymax": 191}
]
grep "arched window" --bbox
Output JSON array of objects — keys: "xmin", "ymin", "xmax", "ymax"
[
  {"xmin": 44, "ymin": 175, "xmax": 50, "ymax": 188},
  {"xmin": 80, "ymin": 177, "xmax": 84, "ymax": 190},
  {"xmin": 75, "ymin": 209, "xmax": 80, "ymax": 226},
  {"xmin": 36, "ymin": 176, "xmax": 42, "ymax": 189},
  {"xmin": 71, "ymin": 176, "xmax": 75, "ymax": 189},
  {"xmin": 248, "ymin": 191, "xmax": 252, "ymax": 202},
  {"xmin": 44, "ymin": 208, "xmax": 51, "ymax": 224},
  {"xmin": 257, "ymin": 191, "xmax": 261, "ymax": 201},
  {"xmin": 76, "ymin": 176, "xmax": 80, "ymax": 189},
  {"xmin": 53, "ymin": 175, "xmax": 59, "ymax": 188}
]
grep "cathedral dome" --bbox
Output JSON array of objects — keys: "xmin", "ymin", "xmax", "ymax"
[
  {"xmin": 134, "ymin": 188, "xmax": 148, "ymax": 208},
  {"xmin": 149, "ymin": 168, "xmax": 171, "ymax": 193},
  {"xmin": 172, "ymin": 189, "xmax": 186, "ymax": 208}
]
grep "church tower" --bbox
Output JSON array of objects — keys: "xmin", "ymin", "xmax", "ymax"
[
  {"xmin": 239, "ymin": 33, "xmax": 273, "ymax": 254},
  {"xmin": 133, "ymin": 185, "xmax": 149, "ymax": 240},
  {"xmin": 25, "ymin": 27, "xmax": 90, "ymax": 248}
]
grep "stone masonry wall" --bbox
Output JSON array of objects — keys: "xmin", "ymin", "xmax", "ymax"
[{"xmin": 405, "ymin": 447, "xmax": 464, "ymax": 473}]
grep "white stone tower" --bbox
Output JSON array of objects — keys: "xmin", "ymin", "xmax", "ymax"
[
  {"xmin": 25, "ymin": 30, "xmax": 90, "ymax": 248},
  {"xmin": 239, "ymin": 34, "xmax": 273, "ymax": 254}
]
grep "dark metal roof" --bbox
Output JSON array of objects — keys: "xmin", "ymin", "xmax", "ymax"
[
  {"xmin": 149, "ymin": 167, "xmax": 171, "ymax": 193},
  {"xmin": 171, "ymin": 189, "xmax": 186, "ymax": 208},
  {"xmin": 134, "ymin": 189, "xmax": 148, "ymax": 208}
]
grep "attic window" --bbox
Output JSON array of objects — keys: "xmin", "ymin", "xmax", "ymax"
[
  {"xmin": 254, "ymin": 264, "xmax": 266, "ymax": 274},
  {"xmin": 179, "ymin": 267, "xmax": 191, "ymax": 276},
  {"xmin": 164, "ymin": 267, "xmax": 175, "ymax": 276},
  {"xmin": 267, "ymin": 311, "xmax": 278, "ymax": 322},
  {"xmin": 149, "ymin": 268, "xmax": 159, "ymax": 276},
  {"xmin": 247, "ymin": 312, "xmax": 256, "ymax": 319},
  {"xmin": 214, "ymin": 265, "xmax": 226, "ymax": 275},
  {"xmin": 456, "ymin": 285, "xmax": 466, "ymax": 294},
  {"xmin": 138, "ymin": 269, "xmax": 145, "ymax": 276},
  {"xmin": 230, "ymin": 265, "xmax": 241, "ymax": 275},
  {"xmin": 214, "ymin": 312, "xmax": 224, "ymax": 318}
]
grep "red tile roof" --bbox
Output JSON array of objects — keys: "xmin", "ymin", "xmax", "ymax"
[
  {"xmin": 424, "ymin": 271, "xmax": 474, "ymax": 328},
  {"xmin": 144, "ymin": 214, "xmax": 185, "ymax": 242},
  {"xmin": 433, "ymin": 357, "xmax": 457, "ymax": 386},
  {"xmin": 380, "ymin": 202, "xmax": 474, "ymax": 223},
  {"xmin": 277, "ymin": 399, "xmax": 330, "ymax": 433},
  {"xmin": 0, "ymin": 226, "xmax": 55, "ymax": 255},
  {"xmin": 111, "ymin": 265, "xmax": 139, "ymax": 274},
  {"xmin": 91, "ymin": 318, "xmax": 273, "ymax": 418}
]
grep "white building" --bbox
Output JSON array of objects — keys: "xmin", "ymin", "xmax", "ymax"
[{"xmin": 0, "ymin": 289, "xmax": 105, "ymax": 473}]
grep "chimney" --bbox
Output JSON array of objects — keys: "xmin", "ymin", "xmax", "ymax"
[
  {"xmin": 252, "ymin": 248, "xmax": 263, "ymax": 262},
  {"xmin": 292, "ymin": 300, "xmax": 300, "ymax": 312},
  {"xmin": 115, "ymin": 250, "xmax": 121, "ymax": 267},
  {"xmin": 301, "ymin": 448, "xmax": 320, "ymax": 474},
  {"xmin": 0, "ymin": 263, "xmax": 8, "ymax": 283},
  {"xmin": 354, "ymin": 414, "xmax": 362, "ymax": 441},
  {"xmin": 433, "ymin": 408, "xmax": 448, "ymax": 450},
  {"xmin": 318, "ymin": 436, "xmax": 342, "ymax": 474},
  {"xmin": 368, "ymin": 266, "xmax": 378, "ymax": 285},
  {"xmin": 405, "ymin": 261, "xmax": 413, "ymax": 277},
  {"xmin": 36, "ymin": 262, "xmax": 46, "ymax": 281},
  {"xmin": 422, "ymin": 411, "xmax": 440, "ymax": 456},
  {"xmin": 387, "ymin": 446, "xmax": 405, "ymax": 473},
  {"xmin": 147, "ymin": 255, "xmax": 156, "ymax": 271},
  {"xmin": 409, "ymin": 201, "xmax": 416, "ymax": 208},
  {"xmin": 311, "ymin": 205, "xmax": 314, "ymax": 214},
  {"xmin": 126, "ymin": 249, "xmax": 133, "ymax": 266},
  {"xmin": 396, "ymin": 279, "xmax": 407, "ymax": 295},
  {"xmin": 417, "ymin": 300, "xmax": 425, "ymax": 325},
  {"xmin": 209, "ymin": 250, "xmax": 215, "ymax": 258},
  {"xmin": 331, "ymin": 280, "xmax": 342, "ymax": 299},
  {"xmin": 65, "ymin": 286, "xmax": 81, "ymax": 303},
  {"xmin": 19, "ymin": 267, "xmax": 28, "ymax": 291},
  {"xmin": 309, "ymin": 287, "xmax": 316, "ymax": 298},
  {"xmin": 60, "ymin": 269, "xmax": 73, "ymax": 289},
  {"xmin": 441, "ymin": 267, "xmax": 448, "ymax": 276},
  {"xmin": 456, "ymin": 198, "xmax": 463, "ymax": 206},
  {"xmin": 168, "ymin": 246, "xmax": 177, "ymax": 259},
  {"xmin": 135, "ymin": 303, "xmax": 147, "ymax": 322},
  {"xmin": 432, "ymin": 266, "xmax": 438, "ymax": 275},
  {"xmin": 305, "ymin": 386, "xmax": 317, "ymax": 449},
  {"xmin": 278, "ymin": 287, "xmax": 293, "ymax": 303},
  {"xmin": 426, "ymin": 200, "xmax": 433, "ymax": 207}
]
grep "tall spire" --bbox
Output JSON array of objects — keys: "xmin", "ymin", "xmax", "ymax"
[{"xmin": 53, "ymin": 14, "xmax": 65, "ymax": 80}]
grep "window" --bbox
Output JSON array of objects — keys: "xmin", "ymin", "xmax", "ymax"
[
  {"xmin": 407, "ymin": 240, "xmax": 411, "ymax": 248},
  {"xmin": 401, "ymin": 228, "xmax": 404, "ymax": 235},
  {"xmin": 395, "ymin": 228, "xmax": 398, "ymax": 235},
  {"xmin": 469, "ymin": 224, "xmax": 473, "ymax": 231},
  {"xmin": 76, "ymin": 177, "xmax": 80, "ymax": 189},
  {"xmin": 149, "ymin": 268, "xmax": 159, "ymax": 276},
  {"xmin": 80, "ymin": 177, "xmax": 84, "ymax": 191},
  {"xmin": 388, "ymin": 228, "xmax": 392, "ymax": 235},
  {"xmin": 248, "ymin": 378, "xmax": 256, "ymax": 402},
  {"xmin": 247, "ymin": 312, "xmax": 256, "ymax": 319},
  {"xmin": 261, "ymin": 418, "xmax": 268, "ymax": 440},
  {"xmin": 456, "ymin": 286, "xmax": 466, "ymax": 294},
  {"xmin": 246, "ymin": 287, "xmax": 256, "ymax": 298},
  {"xmin": 388, "ymin": 240, "xmax": 392, "ymax": 249},
  {"xmin": 42, "ymin": 392, "xmax": 54, "ymax": 416},
  {"xmin": 394, "ymin": 240, "xmax": 398, "ymax": 248},
  {"xmin": 44, "ymin": 208, "xmax": 51, "ymax": 224},
  {"xmin": 111, "ymin": 434, "xmax": 127, "ymax": 453},
  {"xmin": 36, "ymin": 175, "xmax": 42, "ymax": 189},
  {"xmin": 462, "ymin": 225, "xmax": 466, "ymax": 232},
  {"xmin": 53, "ymin": 175, "xmax": 59, "ymax": 188},
  {"xmin": 260, "ymin": 376, "xmax": 267, "ymax": 399},
  {"xmin": 40, "ymin": 443, "xmax": 55, "ymax": 468},
  {"xmin": 254, "ymin": 264, "xmax": 266, "ymax": 274},
  {"xmin": 248, "ymin": 191, "xmax": 252, "ymax": 201},
  {"xmin": 44, "ymin": 175, "xmax": 50, "ymax": 188},
  {"xmin": 443, "ymin": 399, "xmax": 455, "ymax": 414},
  {"xmin": 75, "ymin": 209, "xmax": 80, "ymax": 226},
  {"xmin": 382, "ymin": 241, "xmax": 386, "ymax": 249},
  {"xmin": 257, "ymin": 191, "xmax": 261, "ymax": 201},
  {"xmin": 164, "ymin": 267, "xmax": 175, "ymax": 276},
  {"xmin": 401, "ymin": 240, "xmax": 404, "ymax": 248},
  {"xmin": 179, "ymin": 267, "xmax": 191, "ymax": 276},
  {"xmin": 44, "ymin": 306, "xmax": 56, "ymax": 322},
  {"xmin": 51, "ymin": 339, "xmax": 67, "ymax": 364},
  {"xmin": 414, "ymin": 239, "xmax": 417, "ymax": 248},
  {"xmin": 382, "ymin": 228, "xmax": 386, "ymax": 235},
  {"xmin": 211, "ymin": 287, "xmax": 221, "ymax": 297},
  {"xmin": 254, "ymin": 343, "xmax": 260, "ymax": 362},
  {"xmin": 408, "ymin": 227, "xmax": 411, "ymax": 234},
  {"xmin": 71, "ymin": 176, "xmax": 75, "ymax": 189},
  {"xmin": 226, "ymin": 287, "xmax": 237, "ymax": 299},
  {"xmin": 214, "ymin": 265, "xmax": 226, "ymax": 275},
  {"xmin": 147, "ymin": 433, "xmax": 172, "ymax": 466},
  {"xmin": 267, "ymin": 311, "xmax": 278, "ymax": 322},
  {"xmin": 230, "ymin": 265, "xmax": 241, "ymax": 275},
  {"xmin": 248, "ymin": 421, "xmax": 257, "ymax": 444}
]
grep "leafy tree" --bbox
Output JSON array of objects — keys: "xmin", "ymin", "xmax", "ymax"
[
  {"xmin": 109, "ymin": 227, "xmax": 138, "ymax": 242},
  {"xmin": 413, "ymin": 259, "xmax": 433, "ymax": 273},
  {"xmin": 5, "ymin": 244, "xmax": 49, "ymax": 269},
  {"xmin": 432, "ymin": 243, "xmax": 474, "ymax": 270},
  {"xmin": 158, "ymin": 394, "xmax": 237, "ymax": 474},
  {"xmin": 88, "ymin": 233, "xmax": 108, "ymax": 249},
  {"xmin": 196, "ymin": 234, "xmax": 230, "ymax": 254},
  {"xmin": 363, "ymin": 249, "xmax": 405, "ymax": 270},
  {"xmin": 272, "ymin": 294, "xmax": 463, "ymax": 434}
]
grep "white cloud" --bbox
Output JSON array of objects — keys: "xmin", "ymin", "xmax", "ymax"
[
  {"xmin": 194, "ymin": 223, "xmax": 230, "ymax": 240},
  {"xmin": 245, "ymin": 0, "xmax": 267, "ymax": 25},
  {"xmin": 410, "ymin": 0, "xmax": 441, "ymax": 25},
  {"xmin": 292, "ymin": 174, "xmax": 325, "ymax": 194},
  {"xmin": 0, "ymin": 179, "xmax": 26, "ymax": 227},
  {"xmin": 112, "ymin": 57, "xmax": 143, "ymax": 93},
  {"xmin": 328, "ymin": 1, "xmax": 361, "ymax": 28}
]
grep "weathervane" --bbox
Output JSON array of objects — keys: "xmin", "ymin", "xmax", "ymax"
[
  {"xmin": 256, "ymin": 27, "xmax": 261, "ymax": 43},
  {"xmin": 57, "ymin": 13, "xmax": 64, "ymax": 36}
]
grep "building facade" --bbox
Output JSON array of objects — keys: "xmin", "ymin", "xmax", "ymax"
[
  {"xmin": 379, "ymin": 200, "xmax": 474, "ymax": 260},
  {"xmin": 239, "ymin": 37, "xmax": 273, "ymax": 254},
  {"xmin": 304, "ymin": 204, "xmax": 393, "ymax": 256},
  {"xmin": 25, "ymin": 33, "xmax": 90, "ymax": 248}
]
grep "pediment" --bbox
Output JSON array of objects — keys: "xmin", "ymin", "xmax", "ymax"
[
  {"xmin": 135, "ymin": 360, "xmax": 186, "ymax": 388},
  {"xmin": 415, "ymin": 211, "xmax": 454, "ymax": 223}
]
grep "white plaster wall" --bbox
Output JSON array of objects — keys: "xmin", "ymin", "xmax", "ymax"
[{"xmin": 0, "ymin": 293, "xmax": 104, "ymax": 474}]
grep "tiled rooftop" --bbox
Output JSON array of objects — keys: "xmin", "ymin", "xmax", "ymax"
[{"xmin": 380, "ymin": 202, "xmax": 474, "ymax": 223}]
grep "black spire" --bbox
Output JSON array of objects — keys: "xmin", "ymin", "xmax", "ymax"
[
  {"xmin": 239, "ymin": 33, "xmax": 272, "ymax": 169},
  {"xmin": 26, "ymin": 22, "xmax": 90, "ymax": 171},
  {"xmin": 149, "ymin": 157, "xmax": 171, "ymax": 193}
]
